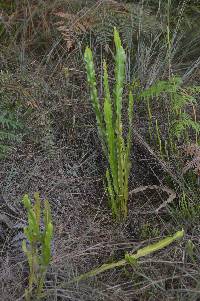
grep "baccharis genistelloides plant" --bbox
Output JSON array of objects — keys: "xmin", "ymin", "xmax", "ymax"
[
  {"xmin": 22, "ymin": 193, "xmax": 53, "ymax": 301},
  {"xmin": 84, "ymin": 28, "xmax": 133, "ymax": 220}
]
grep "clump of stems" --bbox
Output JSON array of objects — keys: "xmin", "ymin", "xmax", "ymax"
[{"xmin": 84, "ymin": 28, "xmax": 133, "ymax": 220}]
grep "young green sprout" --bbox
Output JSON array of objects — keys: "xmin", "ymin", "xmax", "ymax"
[{"xmin": 22, "ymin": 193, "xmax": 53, "ymax": 301}]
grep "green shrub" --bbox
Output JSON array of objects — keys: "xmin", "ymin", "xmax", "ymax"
[
  {"xmin": 138, "ymin": 76, "xmax": 200, "ymax": 154},
  {"xmin": 0, "ymin": 70, "xmax": 23, "ymax": 158},
  {"xmin": 84, "ymin": 28, "xmax": 133, "ymax": 221}
]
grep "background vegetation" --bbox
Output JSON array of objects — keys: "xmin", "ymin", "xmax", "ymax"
[{"xmin": 1, "ymin": 0, "xmax": 200, "ymax": 300}]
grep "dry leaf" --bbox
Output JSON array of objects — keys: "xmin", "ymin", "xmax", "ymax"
[{"xmin": 182, "ymin": 144, "xmax": 200, "ymax": 176}]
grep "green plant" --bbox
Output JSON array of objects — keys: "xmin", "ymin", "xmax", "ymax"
[
  {"xmin": 140, "ymin": 222, "xmax": 160, "ymax": 239},
  {"xmin": 185, "ymin": 239, "xmax": 196, "ymax": 263},
  {"xmin": 0, "ymin": 70, "xmax": 23, "ymax": 157},
  {"xmin": 139, "ymin": 76, "xmax": 200, "ymax": 155},
  {"xmin": 84, "ymin": 28, "xmax": 133, "ymax": 221},
  {"xmin": 170, "ymin": 84, "xmax": 200, "ymax": 143},
  {"xmin": 22, "ymin": 193, "xmax": 53, "ymax": 301},
  {"xmin": 0, "ymin": 110, "xmax": 22, "ymax": 156},
  {"xmin": 72, "ymin": 229, "xmax": 184, "ymax": 282},
  {"xmin": 178, "ymin": 192, "xmax": 200, "ymax": 221}
]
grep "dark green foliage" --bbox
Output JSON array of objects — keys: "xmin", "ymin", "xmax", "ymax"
[
  {"xmin": 138, "ymin": 76, "xmax": 200, "ymax": 150},
  {"xmin": 0, "ymin": 71, "xmax": 23, "ymax": 157}
]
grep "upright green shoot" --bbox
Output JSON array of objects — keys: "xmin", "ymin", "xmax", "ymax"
[
  {"xmin": 84, "ymin": 28, "xmax": 133, "ymax": 220},
  {"xmin": 22, "ymin": 193, "xmax": 53, "ymax": 301}
]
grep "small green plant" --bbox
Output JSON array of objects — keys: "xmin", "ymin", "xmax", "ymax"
[
  {"xmin": 0, "ymin": 110, "xmax": 22, "ymax": 157},
  {"xmin": 22, "ymin": 193, "xmax": 53, "ymax": 301},
  {"xmin": 178, "ymin": 192, "xmax": 200, "ymax": 221},
  {"xmin": 84, "ymin": 28, "xmax": 134, "ymax": 220},
  {"xmin": 185, "ymin": 240, "xmax": 196, "ymax": 263},
  {"xmin": 0, "ymin": 70, "xmax": 23, "ymax": 157},
  {"xmin": 139, "ymin": 76, "xmax": 200, "ymax": 155},
  {"xmin": 140, "ymin": 222, "xmax": 160, "ymax": 239},
  {"xmin": 72, "ymin": 229, "xmax": 184, "ymax": 282}
]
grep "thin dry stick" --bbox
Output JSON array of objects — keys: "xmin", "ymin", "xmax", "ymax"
[{"xmin": 129, "ymin": 185, "xmax": 176, "ymax": 214}]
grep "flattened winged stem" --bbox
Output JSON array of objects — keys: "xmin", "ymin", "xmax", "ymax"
[
  {"xmin": 44, "ymin": 199, "xmax": 51, "ymax": 230},
  {"xmin": 123, "ymin": 91, "xmax": 134, "ymax": 218},
  {"xmin": 106, "ymin": 169, "xmax": 117, "ymax": 217},
  {"xmin": 113, "ymin": 27, "xmax": 126, "ymax": 123},
  {"xmin": 127, "ymin": 90, "xmax": 134, "ymax": 162},
  {"xmin": 113, "ymin": 27, "xmax": 128, "ymax": 219},
  {"xmin": 103, "ymin": 60, "xmax": 118, "ymax": 197},
  {"xmin": 84, "ymin": 47, "xmax": 106, "ymax": 152},
  {"xmin": 42, "ymin": 199, "xmax": 53, "ymax": 266},
  {"xmin": 71, "ymin": 230, "xmax": 184, "ymax": 282},
  {"xmin": 34, "ymin": 192, "xmax": 41, "ymax": 233},
  {"xmin": 22, "ymin": 194, "xmax": 53, "ymax": 300}
]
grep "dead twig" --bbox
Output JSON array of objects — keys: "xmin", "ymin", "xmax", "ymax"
[{"xmin": 129, "ymin": 185, "xmax": 176, "ymax": 214}]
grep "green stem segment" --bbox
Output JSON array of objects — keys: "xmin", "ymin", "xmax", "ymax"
[{"xmin": 72, "ymin": 229, "xmax": 184, "ymax": 282}]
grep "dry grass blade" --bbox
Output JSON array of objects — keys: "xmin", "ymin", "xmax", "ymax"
[
  {"xmin": 54, "ymin": 10, "xmax": 95, "ymax": 50},
  {"xmin": 129, "ymin": 185, "xmax": 176, "ymax": 214}
]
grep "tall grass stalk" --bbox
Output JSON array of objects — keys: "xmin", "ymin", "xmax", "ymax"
[{"xmin": 84, "ymin": 28, "xmax": 133, "ymax": 220}]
